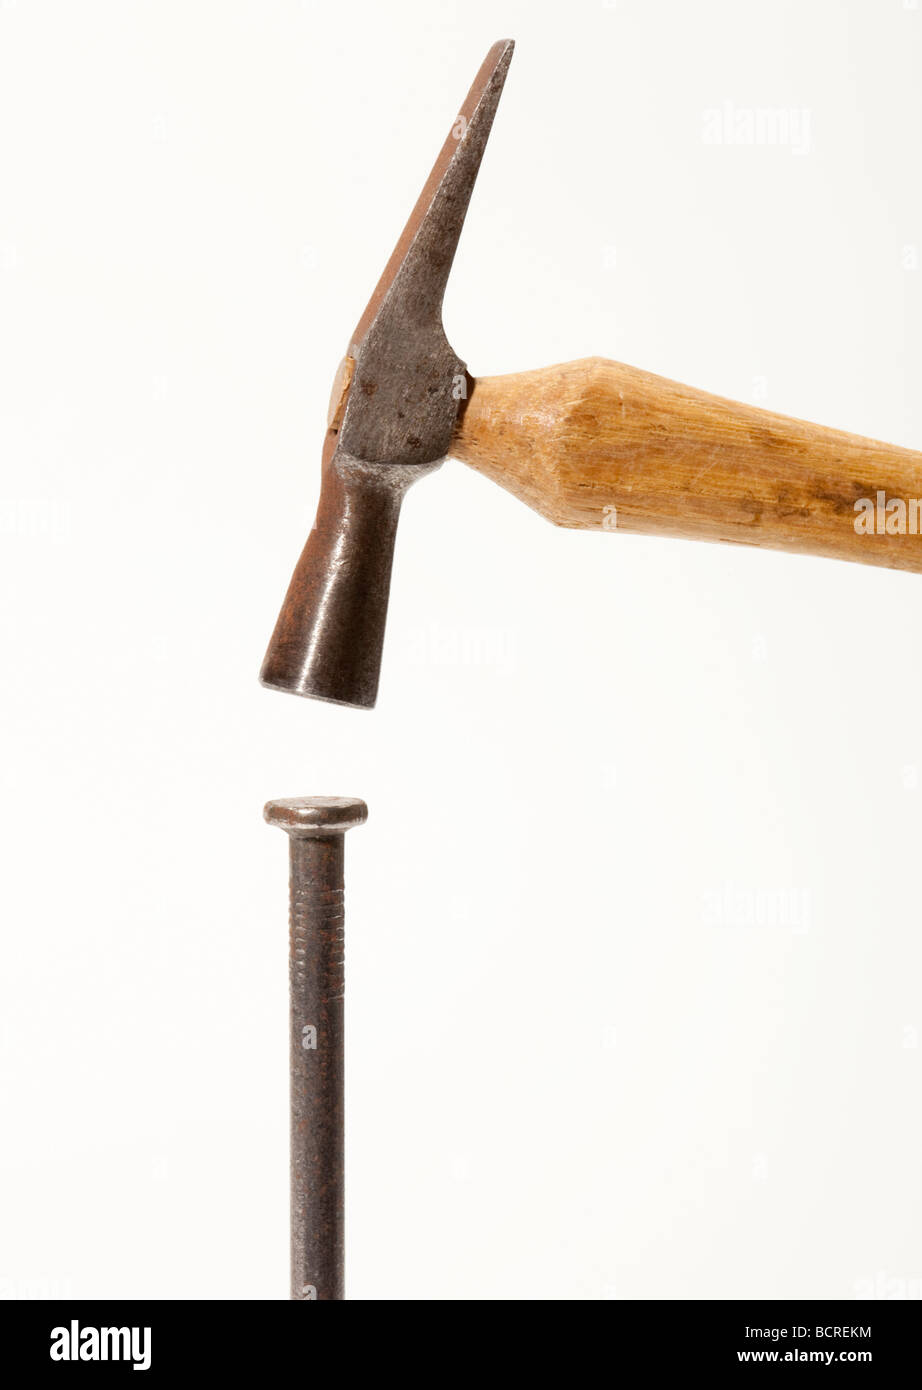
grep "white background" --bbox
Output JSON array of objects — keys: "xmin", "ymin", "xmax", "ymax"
[{"xmin": 1, "ymin": 0, "xmax": 920, "ymax": 1301}]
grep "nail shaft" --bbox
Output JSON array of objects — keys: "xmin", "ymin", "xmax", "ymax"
[{"xmin": 265, "ymin": 797, "xmax": 367, "ymax": 1301}]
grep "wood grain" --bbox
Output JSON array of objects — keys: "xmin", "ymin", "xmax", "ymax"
[{"xmin": 451, "ymin": 357, "xmax": 922, "ymax": 573}]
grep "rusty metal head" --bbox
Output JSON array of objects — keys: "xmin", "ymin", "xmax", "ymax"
[
  {"xmin": 263, "ymin": 795, "xmax": 368, "ymax": 838},
  {"xmin": 260, "ymin": 40, "xmax": 514, "ymax": 708}
]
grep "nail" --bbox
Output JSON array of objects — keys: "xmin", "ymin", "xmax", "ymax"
[{"xmin": 264, "ymin": 795, "xmax": 368, "ymax": 1301}]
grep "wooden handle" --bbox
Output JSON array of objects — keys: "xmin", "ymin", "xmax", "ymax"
[{"xmin": 452, "ymin": 357, "xmax": 922, "ymax": 573}]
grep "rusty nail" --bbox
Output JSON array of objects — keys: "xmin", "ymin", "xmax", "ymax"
[{"xmin": 264, "ymin": 795, "xmax": 368, "ymax": 1301}]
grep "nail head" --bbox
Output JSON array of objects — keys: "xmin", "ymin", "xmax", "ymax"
[{"xmin": 264, "ymin": 796, "xmax": 368, "ymax": 837}]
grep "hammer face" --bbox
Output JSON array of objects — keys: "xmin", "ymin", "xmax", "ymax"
[{"xmin": 260, "ymin": 453, "xmax": 441, "ymax": 708}]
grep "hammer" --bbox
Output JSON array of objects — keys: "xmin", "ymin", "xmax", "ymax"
[{"xmin": 261, "ymin": 40, "xmax": 922, "ymax": 710}]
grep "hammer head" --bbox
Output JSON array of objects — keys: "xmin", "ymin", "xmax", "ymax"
[{"xmin": 260, "ymin": 40, "xmax": 514, "ymax": 708}]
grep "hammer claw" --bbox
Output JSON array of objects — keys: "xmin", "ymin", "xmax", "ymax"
[
  {"xmin": 347, "ymin": 38, "xmax": 514, "ymax": 355},
  {"xmin": 339, "ymin": 37, "xmax": 514, "ymax": 468}
]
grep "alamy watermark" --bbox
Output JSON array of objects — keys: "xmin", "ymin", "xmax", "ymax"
[
  {"xmin": 702, "ymin": 102, "xmax": 812, "ymax": 156},
  {"xmin": 854, "ymin": 1270, "xmax": 922, "ymax": 1300},
  {"xmin": 0, "ymin": 497, "xmax": 70, "ymax": 539},
  {"xmin": 406, "ymin": 622, "xmax": 517, "ymax": 674},
  {"xmin": 703, "ymin": 880, "xmax": 811, "ymax": 933},
  {"xmin": 50, "ymin": 1320, "xmax": 151, "ymax": 1371},
  {"xmin": 854, "ymin": 491, "xmax": 922, "ymax": 535}
]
